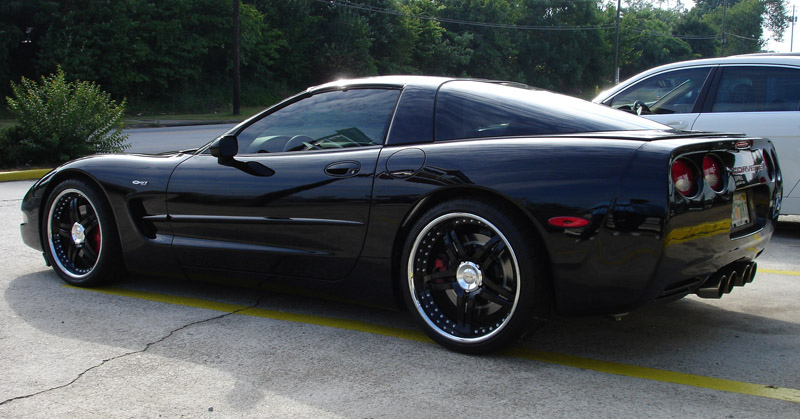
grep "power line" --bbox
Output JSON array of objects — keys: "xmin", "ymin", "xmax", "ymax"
[
  {"xmin": 319, "ymin": 0, "xmax": 616, "ymax": 31},
  {"xmin": 319, "ymin": 0, "xmax": 761, "ymax": 41}
]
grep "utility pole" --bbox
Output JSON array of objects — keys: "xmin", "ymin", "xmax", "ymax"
[
  {"xmin": 233, "ymin": 0, "xmax": 241, "ymax": 115},
  {"xmin": 792, "ymin": 5, "xmax": 797, "ymax": 52},
  {"xmin": 613, "ymin": 0, "xmax": 621, "ymax": 84},
  {"xmin": 721, "ymin": 0, "xmax": 727, "ymax": 56}
]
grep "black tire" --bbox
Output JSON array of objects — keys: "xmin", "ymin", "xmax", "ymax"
[
  {"xmin": 401, "ymin": 199, "xmax": 550, "ymax": 354},
  {"xmin": 42, "ymin": 179, "xmax": 123, "ymax": 286}
]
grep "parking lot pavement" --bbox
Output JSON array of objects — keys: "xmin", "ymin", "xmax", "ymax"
[{"xmin": 1, "ymin": 180, "xmax": 798, "ymax": 417}]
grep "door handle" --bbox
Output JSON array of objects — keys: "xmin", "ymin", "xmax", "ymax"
[{"xmin": 325, "ymin": 161, "xmax": 361, "ymax": 177}]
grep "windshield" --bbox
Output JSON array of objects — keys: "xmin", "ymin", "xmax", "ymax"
[{"xmin": 606, "ymin": 67, "xmax": 712, "ymax": 116}]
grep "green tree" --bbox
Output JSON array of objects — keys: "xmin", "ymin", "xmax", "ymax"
[
  {"xmin": 618, "ymin": 7, "xmax": 694, "ymax": 78},
  {"xmin": 439, "ymin": 0, "xmax": 526, "ymax": 81},
  {"xmin": 0, "ymin": 0, "xmax": 791, "ymax": 112},
  {"xmin": 689, "ymin": 0, "xmax": 789, "ymax": 54},
  {"xmin": 694, "ymin": 0, "xmax": 788, "ymax": 41},
  {"xmin": 673, "ymin": 11, "xmax": 719, "ymax": 58},
  {"xmin": 0, "ymin": 0, "xmax": 61, "ymax": 100},
  {"xmin": 363, "ymin": 0, "xmax": 473, "ymax": 76},
  {"xmin": 250, "ymin": 0, "xmax": 322, "ymax": 90},
  {"xmin": 318, "ymin": 5, "xmax": 377, "ymax": 80},
  {"xmin": 516, "ymin": 0, "xmax": 610, "ymax": 94}
]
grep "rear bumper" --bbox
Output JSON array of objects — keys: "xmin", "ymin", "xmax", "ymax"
[
  {"xmin": 551, "ymin": 213, "xmax": 774, "ymax": 316},
  {"xmin": 649, "ymin": 212, "xmax": 773, "ymax": 303}
]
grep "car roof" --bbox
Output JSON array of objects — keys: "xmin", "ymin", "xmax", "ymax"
[
  {"xmin": 594, "ymin": 53, "xmax": 800, "ymax": 102},
  {"xmin": 640, "ymin": 53, "xmax": 800, "ymax": 70},
  {"xmin": 308, "ymin": 75, "xmax": 473, "ymax": 93}
]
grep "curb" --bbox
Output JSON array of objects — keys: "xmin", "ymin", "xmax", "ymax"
[
  {"xmin": 125, "ymin": 119, "xmax": 241, "ymax": 129},
  {"xmin": 0, "ymin": 168, "xmax": 52, "ymax": 182},
  {"xmin": 0, "ymin": 119, "xmax": 238, "ymax": 183}
]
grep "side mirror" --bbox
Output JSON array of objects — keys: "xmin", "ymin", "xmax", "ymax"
[
  {"xmin": 208, "ymin": 134, "xmax": 274, "ymax": 177},
  {"xmin": 209, "ymin": 134, "xmax": 238, "ymax": 159}
]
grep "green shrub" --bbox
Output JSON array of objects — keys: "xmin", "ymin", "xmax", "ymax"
[{"xmin": 4, "ymin": 68, "xmax": 129, "ymax": 167}]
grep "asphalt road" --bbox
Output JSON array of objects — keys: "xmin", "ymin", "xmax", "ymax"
[
  {"xmin": 2, "ymin": 179, "xmax": 799, "ymax": 418},
  {"xmin": 123, "ymin": 124, "xmax": 238, "ymax": 154}
]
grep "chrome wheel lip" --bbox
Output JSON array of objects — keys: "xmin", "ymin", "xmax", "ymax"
[
  {"xmin": 408, "ymin": 212, "xmax": 521, "ymax": 344},
  {"xmin": 47, "ymin": 188, "xmax": 104, "ymax": 280}
]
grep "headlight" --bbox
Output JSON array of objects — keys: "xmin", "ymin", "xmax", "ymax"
[{"xmin": 21, "ymin": 212, "xmax": 29, "ymax": 224}]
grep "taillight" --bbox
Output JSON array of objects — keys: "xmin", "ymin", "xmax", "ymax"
[
  {"xmin": 702, "ymin": 154, "xmax": 725, "ymax": 192},
  {"xmin": 671, "ymin": 158, "xmax": 697, "ymax": 197}
]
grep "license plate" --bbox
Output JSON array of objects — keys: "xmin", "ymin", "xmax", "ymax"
[{"xmin": 731, "ymin": 192, "xmax": 750, "ymax": 228}]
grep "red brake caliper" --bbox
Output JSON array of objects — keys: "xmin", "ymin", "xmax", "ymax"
[
  {"xmin": 93, "ymin": 228, "xmax": 101, "ymax": 252},
  {"xmin": 433, "ymin": 258, "xmax": 446, "ymax": 273}
]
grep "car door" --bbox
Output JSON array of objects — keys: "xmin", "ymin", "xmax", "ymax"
[
  {"xmin": 166, "ymin": 88, "xmax": 401, "ymax": 280},
  {"xmin": 691, "ymin": 65, "xmax": 800, "ymax": 214},
  {"xmin": 603, "ymin": 66, "xmax": 715, "ymax": 130}
]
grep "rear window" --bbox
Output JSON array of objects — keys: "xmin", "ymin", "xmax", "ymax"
[
  {"xmin": 711, "ymin": 66, "xmax": 800, "ymax": 113},
  {"xmin": 434, "ymin": 81, "xmax": 665, "ymax": 141}
]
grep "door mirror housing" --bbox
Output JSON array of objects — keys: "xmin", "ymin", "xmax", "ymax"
[
  {"xmin": 208, "ymin": 134, "xmax": 274, "ymax": 177},
  {"xmin": 209, "ymin": 134, "xmax": 238, "ymax": 159}
]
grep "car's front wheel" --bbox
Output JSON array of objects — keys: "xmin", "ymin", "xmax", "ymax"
[
  {"xmin": 42, "ymin": 179, "xmax": 122, "ymax": 286},
  {"xmin": 402, "ymin": 199, "xmax": 550, "ymax": 354}
]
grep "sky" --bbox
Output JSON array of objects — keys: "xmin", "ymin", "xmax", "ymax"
[{"xmin": 765, "ymin": 0, "xmax": 799, "ymax": 52}]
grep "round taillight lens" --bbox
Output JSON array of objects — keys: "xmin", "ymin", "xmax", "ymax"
[
  {"xmin": 703, "ymin": 154, "xmax": 725, "ymax": 192},
  {"xmin": 671, "ymin": 158, "xmax": 697, "ymax": 197}
]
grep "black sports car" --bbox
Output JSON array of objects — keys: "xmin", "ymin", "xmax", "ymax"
[{"xmin": 20, "ymin": 76, "xmax": 782, "ymax": 354}]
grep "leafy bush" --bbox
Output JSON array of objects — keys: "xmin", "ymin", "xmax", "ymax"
[{"xmin": 2, "ymin": 68, "xmax": 128, "ymax": 168}]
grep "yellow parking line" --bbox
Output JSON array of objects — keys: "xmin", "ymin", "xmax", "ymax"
[
  {"xmin": 759, "ymin": 268, "xmax": 800, "ymax": 277},
  {"xmin": 67, "ymin": 285, "xmax": 800, "ymax": 404},
  {"xmin": 504, "ymin": 348, "xmax": 800, "ymax": 403}
]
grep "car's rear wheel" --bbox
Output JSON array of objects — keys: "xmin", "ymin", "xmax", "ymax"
[
  {"xmin": 43, "ymin": 179, "xmax": 122, "ymax": 286},
  {"xmin": 402, "ymin": 199, "xmax": 549, "ymax": 354}
]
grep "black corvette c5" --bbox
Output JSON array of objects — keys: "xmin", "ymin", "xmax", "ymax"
[{"xmin": 21, "ymin": 76, "xmax": 781, "ymax": 354}]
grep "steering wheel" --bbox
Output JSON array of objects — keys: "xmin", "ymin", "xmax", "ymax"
[
  {"xmin": 283, "ymin": 135, "xmax": 321, "ymax": 152},
  {"xmin": 633, "ymin": 100, "xmax": 651, "ymax": 116}
]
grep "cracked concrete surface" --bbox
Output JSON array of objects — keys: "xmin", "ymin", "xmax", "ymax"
[{"xmin": 0, "ymin": 296, "xmax": 265, "ymax": 408}]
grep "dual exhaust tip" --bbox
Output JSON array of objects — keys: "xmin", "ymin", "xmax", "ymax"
[{"xmin": 695, "ymin": 262, "xmax": 757, "ymax": 299}]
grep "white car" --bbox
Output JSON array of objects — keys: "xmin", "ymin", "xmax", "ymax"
[{"xmin": 594, "ymin": 53, "xmax": 800, "ymax": 215}]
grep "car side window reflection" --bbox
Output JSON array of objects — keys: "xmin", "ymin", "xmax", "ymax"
[
  {"xmin": 235, "ymin": 89, "xmax": 400, "ymax": 154},
  {"xmin": 608, "ymin": 67, "xmax": 711, "ymax": 115},
  {"xmin": 711, "ymin": 67, "xmax": 800, "ymax": 113}
]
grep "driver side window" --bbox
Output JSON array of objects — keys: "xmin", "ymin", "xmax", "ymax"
[
  {"xmin": 608, "ymin": 67, "xmax": 711, "ymax": 115},
  {"xmin": 235, "ymin": 88, "xmax": 400, "ymax": 154}
]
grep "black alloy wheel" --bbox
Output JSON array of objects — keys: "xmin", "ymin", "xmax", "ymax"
[
  {"xmin": 43, "ymin": 179, "xmax": 122, "ymax": 286},
  {"xmin": 402, "ymin": 199, "xmax": 549, "ymax": 354}
]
